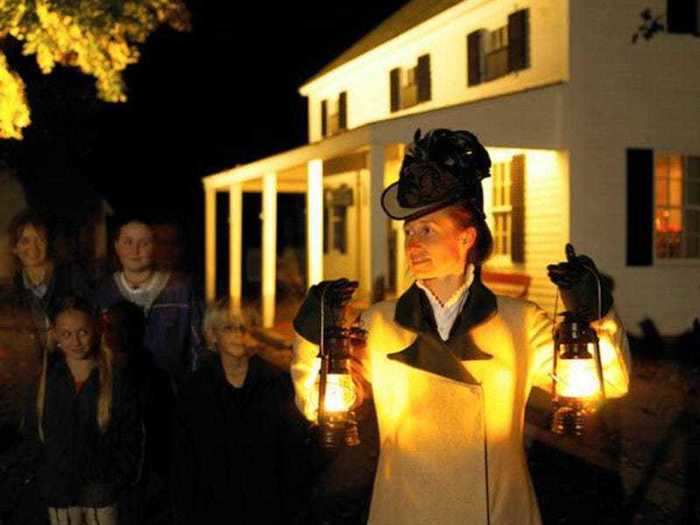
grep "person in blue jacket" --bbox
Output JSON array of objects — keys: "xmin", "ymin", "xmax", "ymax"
[{"xmin": 95, "ymin": 215, "xmax": 203, "ymax": 392}]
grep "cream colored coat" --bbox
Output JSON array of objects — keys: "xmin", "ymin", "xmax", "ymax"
[{"xmin": 292, "ymin": 288, "xmax": 630, "ymax": 525}]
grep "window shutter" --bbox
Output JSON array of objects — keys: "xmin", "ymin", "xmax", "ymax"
[
  {"xmin": 510, "ymin": 155, "xmax": 526, "ymax": 264},
  {"xmin": 627, "ymin": 148, "xmax": 654, "ymax": 266},
  {"xmin": 508, "ymin": 9, "xmax": 529, "ymax": 72},
  {"xmin": 321, "ymin": 100, "xmax": 327, "ymax": 137},
  {"xmin": 390, "ymin": 68, "xmax": 400, "ymax": 112},
  {"xmin": 467, "ymin": 31, "xmax": 482, "ymax": 86},
  {"xmin": 667, "ymin": 0, "xmax": 699, "ymax": 34},
  {"xmin": 338, "ymin": 92, "xmax": 347, "ymax": 130},
  {"xmin": 416, "ymin": 54, "xmax": 431, "ymax": 102}
]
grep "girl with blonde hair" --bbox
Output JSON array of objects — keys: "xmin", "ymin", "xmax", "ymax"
[{"xmin": 25, "ymin": 296, "xmax": 142, "ymax": 525}]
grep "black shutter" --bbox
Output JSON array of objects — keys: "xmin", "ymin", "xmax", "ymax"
[
  {"xmin": 338, "ymin": 92, "xmax": 347, "ymax": 130},
  {"xmin": 416, "ymin": 54, "xmax": 431, "ymax": 102},
  {"xmin": 467, "ymin": 31, "xmax": 482, "ymax": 86},
  {"xmin": 390, "ymin": 68, "xmax": 400, "ymax": 112},
  {"xmin": 508, "ymin": 9, "xmax": 529, "ymax": 72},
  {"xmin": 321, "ymin": 100, "xmax": 327, "ymax": 137},
  {"xmin": 627, "ymin": 148, "xmax": 654, "ymax": 266},
  {"xmin": 510, "ymin": 155, "xmax": 526, "ymax": 264},
  {"xmin": 667, "ymin": 0, "xmax": 699, "ymax": 34}
]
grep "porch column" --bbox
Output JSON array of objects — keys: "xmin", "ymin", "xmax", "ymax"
[
  {"xmin": 306, "ymin": 159, "xmax": 324, "ymax": 287},
  {"xmin": 229, "ymin": 181, "xmax": 243, "ymax": 312},
  {"xmin": 362, "ymin": 144, "xmax": 388, "ymax": 302},
  {"xmin": 204, "ymin": 187, "xmax": 217, "ymax": 302},
  {"xmin": 261, "ymin": 172, "xmax": 277, "ymax": 328}
]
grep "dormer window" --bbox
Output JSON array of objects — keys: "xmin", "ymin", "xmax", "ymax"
[
  {"xmin": 321, "ymin": 92, "xmax": 347, "ymax": 138},
  {"xmin": 467, "ymin": 9, "xmax": 529, "ymax": 86},
  {"xmin": 390, "ymin": 54, "xmax": 431, "ymax": 112}
]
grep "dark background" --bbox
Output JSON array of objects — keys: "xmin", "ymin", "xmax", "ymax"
[{"xmin": 0, "ymin": 1, "xmax": 409, "ymax": 281}]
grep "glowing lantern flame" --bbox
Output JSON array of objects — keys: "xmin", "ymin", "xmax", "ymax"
[
  {"xmin": 553, "ymin": 353, "xmax": 601, "ymax": 399},
  {"xmin": 323, "ymin": 373, "xmax": 357, "ymax": 413}
]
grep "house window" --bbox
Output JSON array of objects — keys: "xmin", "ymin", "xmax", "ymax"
[
  {"xmin": 321, "ymin": 92, "xmax": 347, "ymax": 138},
  {"xmin": 467, "ymin": 9, "xmax": 529, "ymax": 86},
  {"xmin": 655, "ymin": 153, "xmax": 700, "ymax": 258},
  {"xmin": 492, "ymin": 162, "xmax": 512, "ymax": 257},
  {"xmin": 485, "ymin": 26, "xmax": 509, "ymax": 81},
  {"xmin": 390, "ymin": 54, "xmax": 431, "ymax": 112}
]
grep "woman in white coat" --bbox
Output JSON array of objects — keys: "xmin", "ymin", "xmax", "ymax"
[{"xmin": 292, "ymin": 129, "xmax": 630, "ymax": 525}]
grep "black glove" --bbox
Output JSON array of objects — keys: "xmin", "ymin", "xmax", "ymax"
[
  {"xmin": 293, "ymin": 279, "xmax": 359, "ymax": 345},
  {"xmin": 547, "ymin": 244, "xmax": 613, "ymax": 322}
]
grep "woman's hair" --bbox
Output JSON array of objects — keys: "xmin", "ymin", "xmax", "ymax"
[
  {"xmin": 203, "ymin": 298, "xmax": 260, "ymax": 351},
  {"xmin": 444, "ymin": 200, "xmax": 493, "ymax": 266},
  {"xmin": 37, "ymin": 296, "xmax": 113, "ymax": 441},
  {"xmin": 7, "ymin": 209, "xmax": 53, "ymax": 259}
]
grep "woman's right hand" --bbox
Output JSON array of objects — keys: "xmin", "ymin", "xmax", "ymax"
[{"xmin": 292, "ymin": 279, "xmax": 358, "ymax": 345}]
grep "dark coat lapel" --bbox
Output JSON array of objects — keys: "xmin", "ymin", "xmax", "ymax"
[{"xmin": 389, "ymin": 272, "xmax": 498, "ymax": 385}]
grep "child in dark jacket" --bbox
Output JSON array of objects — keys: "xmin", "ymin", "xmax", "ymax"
[
  {"xmin": 23, "ymin": 296, "xmax": 143, "ymax": 525},
  {"xmin": 171, "ymin": 299, "xmax": 312, "ymax": 525}
]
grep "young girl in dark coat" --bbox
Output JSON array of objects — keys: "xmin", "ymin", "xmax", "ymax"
[
  {"xmin": 171, "ymin": 300, "xmax": 312, "ymax": 525},
  {"xmin": 23, "ymin": 296, "xmax": 143, "ymax": 525}
]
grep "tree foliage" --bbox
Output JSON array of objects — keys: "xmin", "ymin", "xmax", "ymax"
[{"xmin": 0, "ymin": 0, "xmax": 191, "ymax": 139}]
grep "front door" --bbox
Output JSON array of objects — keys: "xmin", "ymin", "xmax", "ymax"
[{"xmin": 323, "ymin": 172, "xmax": 359, "ymax": 282}]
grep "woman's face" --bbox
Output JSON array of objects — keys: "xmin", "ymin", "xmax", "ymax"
[
  {"xmin": 404, "ymin": 208, "xmax": 475, "ymax": 280},
  {"xmin": 53, "ymin": 310, "xmax": 97, "ymax": 362},
  {"xmin": 212, "ymin": 319, "xmax": 251, "ymax": 359},
  {"xmin": 13, "ymin": 224, "xmax": 49, "ymax": 269}
]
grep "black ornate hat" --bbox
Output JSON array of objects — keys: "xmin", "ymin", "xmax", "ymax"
[{"xmin": 381, "ymin": 128, "xmax": 491, "ymax": 221}]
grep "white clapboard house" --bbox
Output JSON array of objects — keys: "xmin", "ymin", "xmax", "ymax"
[{"xmin": 202, "ymin": 0, "xmax": 700, "ymax": 334}]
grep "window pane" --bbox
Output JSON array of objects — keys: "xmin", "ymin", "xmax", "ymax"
[
  {"xmin": 669, "ymin": 208, "xmax": 683, "ymax": 231},
  {"xmin": 655, "ymin": 153, "xmax": 669, "ymax": 179},
  {"xmin": 655, "ymin": 178, "xmax": 668, "ymax": 206},
  {"xmin": 670, "ymin": 178, "xmax": 683, "ymax": 207},
  {"xmin": 669, "ymin": 155, "xmax": 683, "ymax": 180}
]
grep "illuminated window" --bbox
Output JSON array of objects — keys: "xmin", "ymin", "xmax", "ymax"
[
  {"xmin": 655, "ymin": 154, "xmax": 700, "ymax": 258},
  {"xmin": 467, "ymin": 9, "xmax": 529, "ymax": 87},
  {"xmin": 390, "ymin": 54, "xmax": 431, "ymax": 112},
  {"xmin": 492, "ymin": 162, "xmax": 512, "ymax": 257},
  {"xmin": 485, "ymin": 26, "xmax": 509, "ymax": 81},
  {"xmin": 321, "ymin": 92, "xmax": 347, "ymax": 138}
]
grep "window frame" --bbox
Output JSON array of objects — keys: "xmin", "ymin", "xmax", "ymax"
[
  {"xmin": 491, "ymin": 161, "xmax": 513, "ymax": 259},
  {"xmin": 654, "ymin": 153, "xmax": 700, "ymax": 260}
]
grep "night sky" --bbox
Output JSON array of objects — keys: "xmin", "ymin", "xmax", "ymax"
[{"xmin": 1, "ymin": 1, "xmax": 409, "ymax": 274}]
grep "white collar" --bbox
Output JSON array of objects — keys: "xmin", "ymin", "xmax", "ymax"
[{"xmin": 416, "ymin": 265, "xmax": 474, "ymax": 310}]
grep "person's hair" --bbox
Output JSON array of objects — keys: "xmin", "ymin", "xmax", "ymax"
[
  {"xmin": 37, "ymin": 296, "xmax": 113, "ymax": 441},
  {"xmin": 7, "ymin": 209, "xmax": 53, "ymax": 260},
  {"xmin": 444, "ymin": 200, "xmax": 493, "ymax": 266},
  {"xmin": 113, "ymin": 214, "xmax": 154, "ymax": 242},
  {"xmin": 203, "ymin": 298, "xmax": 260, "ymax": 351}
]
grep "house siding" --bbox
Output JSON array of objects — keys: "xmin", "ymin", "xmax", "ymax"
[
  {"xmin": 568, "ymin": 0, "xmax": 700, "ymax": 333},
  {"xmin": 483, "ymin": 149, "xmax": 568, "ymax": 314},
  {"xmin": 303, "ymin": 0, "xmax": 569, "ymax": 143}
]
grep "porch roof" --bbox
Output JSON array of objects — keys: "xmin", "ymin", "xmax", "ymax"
[{"xmin": 202, "ymin": 82, "xmax": 566, "ymax": 190}]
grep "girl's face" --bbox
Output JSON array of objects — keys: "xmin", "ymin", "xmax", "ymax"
[
  {"xmin": 53, "ymin": 310, "xmax": 97, "ymax": 361},
  {"xmin": 403, "ymin": 208, "xmax": 475, "ymax": 280},
  {"xmin": 212, "ymin": 319, "xmax": 251, "ymax": 359},
  {"xmin": 13, "ymin": 224, "xmax": 49, "ymax": 269},
  {"xmin": 115, "ymin": 222, "xmax": 155, "ymax": 274}
]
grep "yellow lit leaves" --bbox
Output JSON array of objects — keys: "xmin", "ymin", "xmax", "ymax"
[
  {"xmin": 0, "ymin": 50, "xmax": 30, "ymax": 139},
  {"xmin": 0, "ymin": 0, "xmax": 191, "ymax": 139}
]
